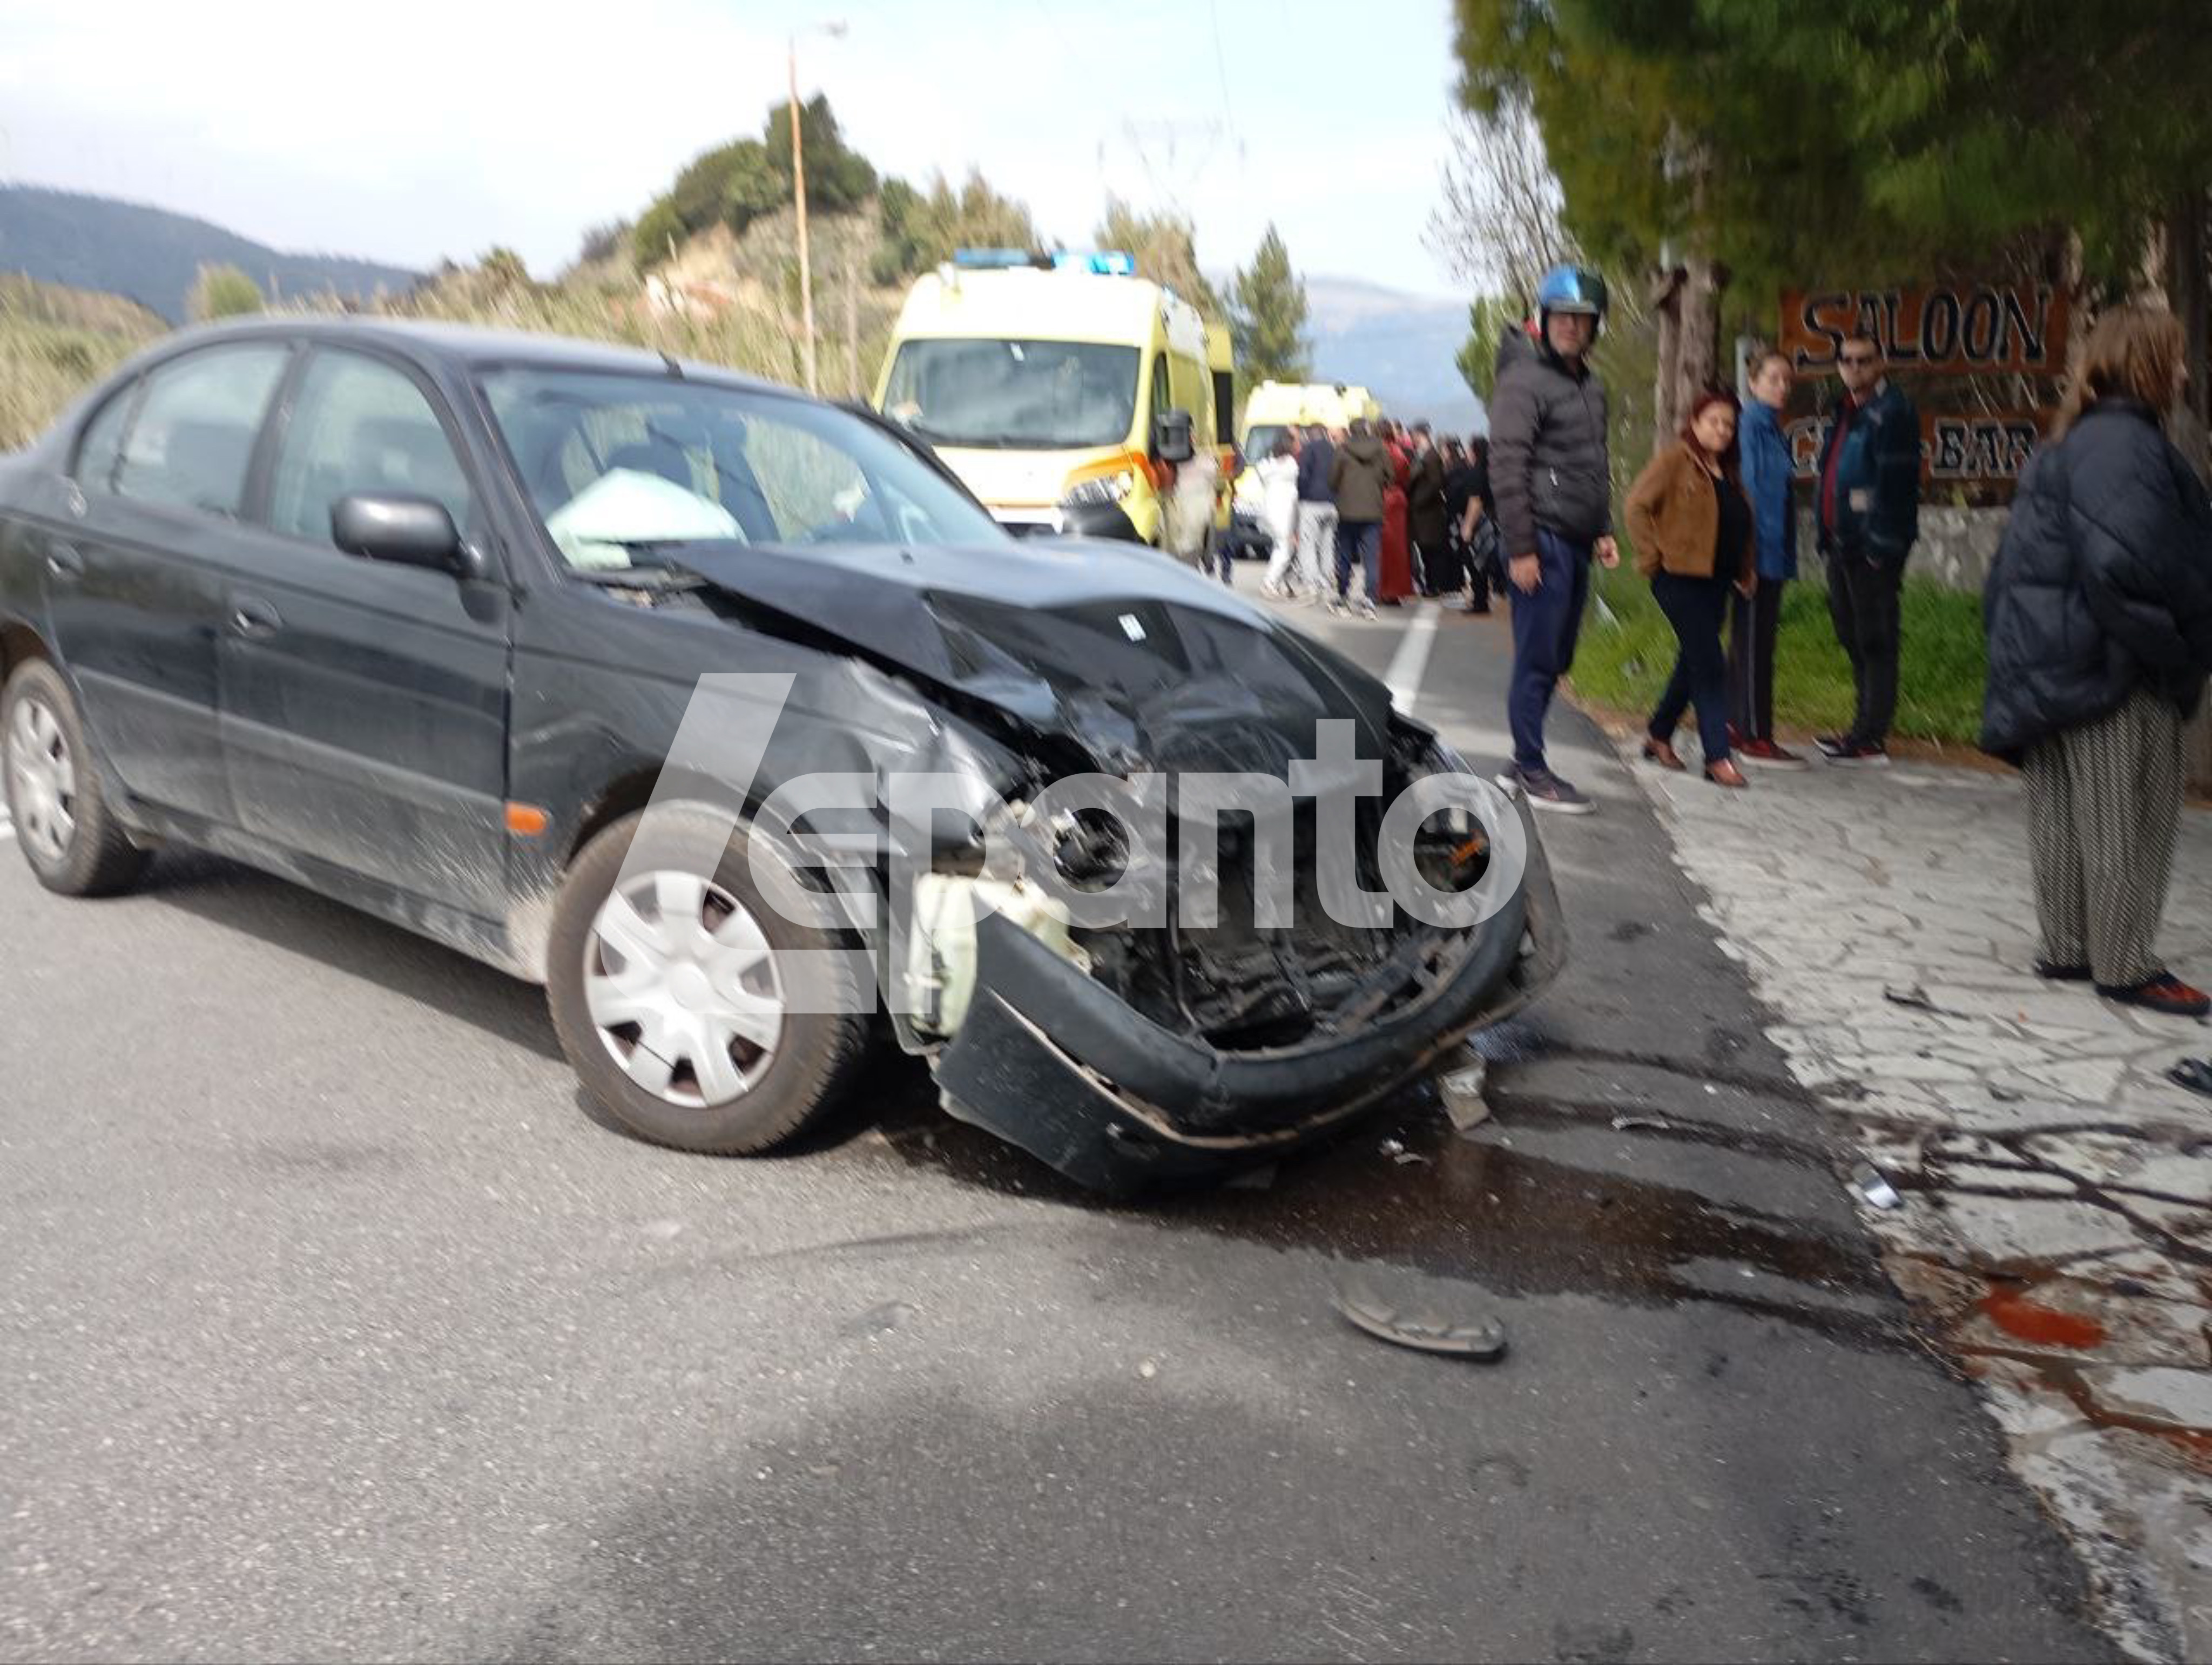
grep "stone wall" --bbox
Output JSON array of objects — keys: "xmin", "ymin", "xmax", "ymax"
[{"xmin": 1793, "ymin": 502, "xmax": 2009, "ymax": 594}]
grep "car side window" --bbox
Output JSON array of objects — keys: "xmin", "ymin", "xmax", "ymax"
[
  {"xmin": 113, "ymin": 345, "xmax": 289, "ymax": 518},
  {"xmin": 73, "ymin": 384, "xmax": 137, "ymax": 494},
  {"xmin": 267, "ymin": 350, "xmax": 475, "ymax": 546}
]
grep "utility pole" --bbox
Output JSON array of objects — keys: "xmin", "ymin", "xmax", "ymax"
[
  {"xmin": 844, "ymin": 252, "xmax": 861, "ymax": 397},
  {"xmin": 788, "ymin": 40, "xmax": 815, "ymax": 394},
  {"xmin": 788, "ymin": 20, "xmax": 847, "ymax": 397}
]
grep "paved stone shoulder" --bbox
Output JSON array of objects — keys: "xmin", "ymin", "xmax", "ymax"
[{"xmin": 1621, "ymin": 739, "xmax": 2212, "ymax": 1663}]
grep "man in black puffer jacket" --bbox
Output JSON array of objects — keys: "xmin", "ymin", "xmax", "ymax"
[
  {"xmin": 1489, "ymin": 266, "xmax": 1618, "ymax": 814},
  {"xmin": 1982, "ymin": 304, "xmax": 2212, "ymax": 1018}
]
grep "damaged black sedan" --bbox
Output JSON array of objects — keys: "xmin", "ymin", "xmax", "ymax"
[{"xmin": 0, "ymin": 319, "xmax": 1564, "ymax": 1189}]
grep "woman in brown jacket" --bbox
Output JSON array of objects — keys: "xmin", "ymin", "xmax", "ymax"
[{"xmin": 1626, "ymin": 389, "xmax": 1757, "ymax": 788}]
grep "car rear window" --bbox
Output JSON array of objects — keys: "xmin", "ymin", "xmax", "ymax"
[{"xmin": 113, "ymin": 345, "xmax": 289, "ymax": 519}]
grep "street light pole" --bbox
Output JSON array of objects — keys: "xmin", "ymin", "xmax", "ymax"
[
  {"xmin": 787, "ymin": 21, "xmax": 846, "ymax": 397},
  {"xmin": 788, "ymin": 36, "xmax": 815, "ymax": 394}
]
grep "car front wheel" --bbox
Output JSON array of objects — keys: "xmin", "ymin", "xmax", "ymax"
[{"xmin": 545, "ymin": 806, "xmax": 871, "ymax": 1155}]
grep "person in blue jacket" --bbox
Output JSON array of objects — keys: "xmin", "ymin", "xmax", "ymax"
[{"xmin": 1730, "ymin": 350, "xmax": 1806, "ymax": 767}]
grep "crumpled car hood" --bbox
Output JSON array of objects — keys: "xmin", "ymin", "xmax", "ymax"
[{"xmin": 664, "ymin": 537, "xmax": 1399, "ymax": 775}]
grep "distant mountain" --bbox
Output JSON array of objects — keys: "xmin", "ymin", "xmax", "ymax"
[
  {"xmin": 0, "ymin": 185, "xmax": 419, "ymax": 324},
  {"xmin": 1304, "ymin": 276, "xmax": 1483, "ymax": 436}
]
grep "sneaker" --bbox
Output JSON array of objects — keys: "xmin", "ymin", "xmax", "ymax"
[
  {"xmin": 1505, "ymin": 765, "xmax": 1595, "ymax": 815},
  {"xmin": 1813, "ymin": 734, "xmax": 1849, "ymax": 759},
  {"xmin": 1259, "ymin": 582, "xmax": 1287, "ymax": 601},
  {"xmin": 1827, "ymin": 740, "xmax": 1891, "ymax": 767},
  {"xmin": 2098, "ymin": 972, "xmax": 2212, "ymax": 1019},
  {"xmin": 1738, "ymin": 739, "xmax": 1811, "ymax": 770},
  {"xmin": 1326, "ymin": 597, "xmax": 1350, "ymax": 617},
  {"xmin": 1359, "ymin": 599, "xmax": 1378, "ymax": 619}
]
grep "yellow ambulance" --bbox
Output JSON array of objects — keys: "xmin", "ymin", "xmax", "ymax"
[
  {"xmin": 1230, "ymin": 380, "xmax": 1381, "ymax": 511},
  {"xmin": 1239, "ymin": 380, "xmax": 1382, "ymax": 460},
  {"xmin": 874, "ymin": 251, "xmax": 1225, "ymax": 545}
]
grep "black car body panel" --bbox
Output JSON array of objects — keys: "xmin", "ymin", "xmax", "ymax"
[{"xmin": 0, "ymin": 317, "xmax": 1566, "ymax": 1188}]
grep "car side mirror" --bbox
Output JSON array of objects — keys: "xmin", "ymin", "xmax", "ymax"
[
  {"xmin": 1151, "ymin": 409, "xmax": 1195, "ymax": 465},
  {"xmin": 332, "ymin": 493, "xmax": 467, "ymax": 575}
]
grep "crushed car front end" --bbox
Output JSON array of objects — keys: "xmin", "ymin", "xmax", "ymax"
[
  {"xmin": 643, "ymin": 531, "xmax": 1568, "ymax": 1192},
  {"xmin": 927, "ymin": 767, "xmax": 1564, "ymax": 1190}
]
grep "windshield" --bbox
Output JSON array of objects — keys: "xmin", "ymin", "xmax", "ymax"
[
  {"xmin": 1243, "ymin": 423, "xmax": 1292, "ymax": 461},
  {"xmin": 880, "ymin": 339, "xmax": 1139, "ymax": 451},
  {"xmin": 479, "ymin": 368, "xmax": 1005, "ymax": 571}
]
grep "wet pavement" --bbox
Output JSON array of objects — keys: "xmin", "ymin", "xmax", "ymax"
[
  {"xmin": 1616, "ymin": 719, "xmax": 2212, "ymax": 1661},
  {"xmin": 0, "ymin": 593, "xmax": 2111, "ymax": 1661}
]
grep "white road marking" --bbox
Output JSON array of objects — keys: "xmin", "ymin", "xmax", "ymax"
[{"xmin": 1382, "ymin": 602, "xmax": 1440, "ymax": 715}]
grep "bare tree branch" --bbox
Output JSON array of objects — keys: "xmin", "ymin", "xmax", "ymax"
[{"xmin": 1425, "ymin": 98, "xmax": 1577, "ymax": 306}]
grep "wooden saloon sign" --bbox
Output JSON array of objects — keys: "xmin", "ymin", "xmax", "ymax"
[
  {"xmin": 1780, "ymin": 281, "xmax": 2071, "ymax": 377},
  {"xmin": 1785, "ymin": 411, "xmax": 2044, "ymax": 483}
]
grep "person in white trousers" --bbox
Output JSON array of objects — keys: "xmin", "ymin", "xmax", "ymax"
[
  {"xmin": 1291, "ymin": 423, "xmax": 1339, "ymax": 604},
  {"xmin": 1257, "ymin": 435, "xmax": 1304, "ymax": 598}
]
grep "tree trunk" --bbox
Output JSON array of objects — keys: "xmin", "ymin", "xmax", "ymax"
[
  {"xmin": 1674, "ymin": 256, "xmax": 1723, "ymax": 418},
  {"xmin": 1651, "ymin": 265, "xmax": 1685, "ymax": 444},
  {"xmin": 1649, "ymin": 257, "xmax": 1723, "ymax": 451},
  {"xmin": 2163, "ymin": 187, "xmax": 2211, "ymax": 467},
  {"xmin": 2160, "ymin": 191, "xmax": 2212, "ymax": 791}
]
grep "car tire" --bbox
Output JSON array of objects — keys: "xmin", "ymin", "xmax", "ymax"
[
  {"xmin": 545, "ymin": 806, "xmax": 872, "ymax": 1155},
  {"xmin": 2, "ymin": 657, "xmax": 149, "ymax": 898}
]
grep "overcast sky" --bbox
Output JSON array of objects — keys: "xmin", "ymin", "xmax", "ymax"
[{"xmin": 0, "ymin": 0, "xmax": 1466, "ymax": 297}]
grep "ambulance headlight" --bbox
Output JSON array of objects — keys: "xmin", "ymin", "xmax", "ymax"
[{"xmin": 1062, "ymin": 469, "xmax": 1135, "ymax": 508}]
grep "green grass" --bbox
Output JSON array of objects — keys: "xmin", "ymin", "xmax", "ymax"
[
  {"xmin": 1569, "ymin": 563, "xmax": 1990, "ymax": 747},
  {"xmin": 0, "ymin": 319, "xmax": 150, "ymax": 451}
]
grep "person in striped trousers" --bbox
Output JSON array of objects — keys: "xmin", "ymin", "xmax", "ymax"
[{"xmin": 1982, "ymin": 304, "xmax": 2212, "ymax": 1018}]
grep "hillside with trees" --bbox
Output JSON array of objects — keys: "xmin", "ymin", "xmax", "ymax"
[
  {"xmin": 1, "ymin": 92, "xmax": 1330, "ymax": 444},
  {"xmin": 0, "ymin": 184, "xmax": 418, "ymax": 323}
]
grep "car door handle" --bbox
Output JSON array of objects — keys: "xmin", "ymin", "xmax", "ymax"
[
  {"xmin": 230, "ymin": 597, "xmax": 283, "ymax": 639},
  {"xmin": 45, "ymin": 542, "xmax": 84, "ymax": 579}
]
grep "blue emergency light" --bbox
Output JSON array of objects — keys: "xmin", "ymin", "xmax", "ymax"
[
  {"xmin": 949, "ymin": 248, "xmax": 1137, "ymax": 276},
  {"xmin": 1053, "ymin": 251, "xmax": 1136, "ymax": 276}
]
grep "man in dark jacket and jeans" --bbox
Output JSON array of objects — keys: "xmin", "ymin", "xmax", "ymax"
[
  {"xmin": 1292, "ymin": 424, "xmax": 1337, "ymax": 601},
  {"xmin": 1814, "ymin": 336, "xmax": 1921, "ymax": 764},
  {"xmin": 1490, "ymin": 265, "xmax": 1618, "ymax": 814},
  {"xmin": 1330, "ymin": 419, "xmax": 1393, "ymax": 617}
]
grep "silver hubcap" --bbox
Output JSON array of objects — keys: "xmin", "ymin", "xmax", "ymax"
[
  {"xmin": 585, "ymin": 869, "xmax": 785, "ymax": 1107},
  {"xmin": 6, "ymin": 696, "xmax": 77, "ymax": 864}
]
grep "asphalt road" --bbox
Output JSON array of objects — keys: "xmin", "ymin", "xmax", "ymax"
[{"xmin": 0, "ymin": 594, "xmax": 2109, "ymax": 1662}]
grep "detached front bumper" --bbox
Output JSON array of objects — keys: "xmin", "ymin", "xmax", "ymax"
[{"xmin": 934, "ymin": 799, "xmax": 1568, "ymax": 1192}]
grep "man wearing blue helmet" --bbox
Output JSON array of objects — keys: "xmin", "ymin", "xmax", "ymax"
[{"xmin": 1489, "ymin": 264, "xmax": 1618, "ymax": 814}]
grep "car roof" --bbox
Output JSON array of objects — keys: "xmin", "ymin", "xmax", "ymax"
[{"xmin": 133, "ymin": 314, "xmax": 799, "ymax": 398}]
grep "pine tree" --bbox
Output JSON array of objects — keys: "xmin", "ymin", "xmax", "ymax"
[
  {"xmin": 763, "ymin": 96, "xmax": 878, "ymax": 216},
  {"xmin": 1230, "ymin": 225, "xmax": 1310, "ymax": 385}
]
